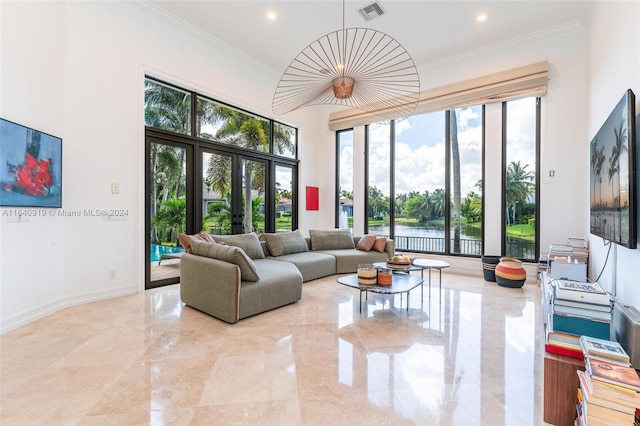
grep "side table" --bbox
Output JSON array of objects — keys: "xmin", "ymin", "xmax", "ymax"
[{"xmin": 412, "ymin": 259, "xmax": 450, "ymax": 302}]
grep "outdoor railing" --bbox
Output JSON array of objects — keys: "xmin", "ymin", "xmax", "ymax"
[
  {"xmin": 390, "ymin": 235, "xmax": 481, "ymax": 255},
  {"xmin": 391, "ymin": 235, "xmax": 535, "ymax": 258}
]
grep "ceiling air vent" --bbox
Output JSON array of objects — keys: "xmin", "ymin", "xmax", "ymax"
[{"xmin": 358, "ymin": 2, "xmax": 385, "ymax": 21}]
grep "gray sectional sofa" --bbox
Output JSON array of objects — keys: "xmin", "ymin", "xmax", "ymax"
[{"xmin": 179, "ymin": 229, "xmax": 394, "ymax": 323}]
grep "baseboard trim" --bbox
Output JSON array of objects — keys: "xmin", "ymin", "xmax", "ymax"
[
  {"xmin": 0, "ymin": 298, "xmax": 66, "ymax": 334},
  {"xmin": 0, "ymin": 286, "xmax": 138, "ymax": 335}
]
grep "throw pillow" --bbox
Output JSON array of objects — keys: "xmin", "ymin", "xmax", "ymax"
[
  {"xmin": 372, "ymin": 236, "xmax": 387, "ymax": 253},
  {"xmin": 262, "ymin": 230, "xmax": 309, "ymax": 257},
  {"xmin": 211, "ymin": 232, "xmax": 265, "ymax": 259},
  {"xmin": 309, "ymin": 229, "xmax": 355, "ymax": 251},
  {"xmin": 197, "ymin": 231, "xmax": 216, "ymax": 243},
  {"xmin": 178, "ymin": 231, "xmax": 211, "ymax": 253},
  {"xmin": 356, "ymin": 234, "xmax": 377, "ymax": 252},
  {"xmin": 190, "ymin": 239, "xmax": 260, "ymax": 282}
]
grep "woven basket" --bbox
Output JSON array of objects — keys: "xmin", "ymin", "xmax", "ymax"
[{"xmin": 495, "ymin": 257, "xmax": 526, "ymax": 288}]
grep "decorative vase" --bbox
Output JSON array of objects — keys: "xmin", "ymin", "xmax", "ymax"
[
  {"xmin": 481, "ymin": 255, "xmax": 501, "ymax": 282},
  {"xmin": 495, "ymin": 257, "xmax": 526, "ymax": 288},
  {"xmin": 357, "ymin": 264, "xmax": 377, "ymax": 285}
]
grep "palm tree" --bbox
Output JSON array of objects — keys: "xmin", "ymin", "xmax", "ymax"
[
  {"xmin": 273, "ymin": 122, "xmax": 296, "ymax": 156},
  {"xmin": 203, "ymin": 109, "xmax": 268, "ymax": 233},
  {"xmin": 450, "ymin": 109, "xmax": 462, "ymax": 252},
  {"xmin": 368, "ymin": 186, "xmax": 387, "ymax": 219},
  {"xmin": 150, "ymin": 144, "xmax": 183, "ymax": 243},
  {"xmin": 608, "ymin": 149, "xmax": 618, "ymax": 209},
  {"xmin": 505, "ymin": 161, "xmax": 534, "ymax": 226},
  {"xmin": 152, "ymin": 197, "xmax": 186, "ymax": 244},
  {"xmin": 430, "ymin": 188, "xmax": 446, "ymax": 219},
  {"xmin": 609, "ymin": 119, "xmax": 628, "ymax": 209},
  {"xmin": 204, "ymin": 198, "xmax": 232, "ymax": 234},
  {"xmin": 595, "ymin": 146, "xmax": 606, "ymax": 207},
  {"xmin": 590, "ymin": 139, "xmax": 599, "ymax": 205}
]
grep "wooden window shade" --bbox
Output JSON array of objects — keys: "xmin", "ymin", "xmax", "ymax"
[{"xmin": 328, "ymin": 61, "xmax": 548, "ymax": 131}]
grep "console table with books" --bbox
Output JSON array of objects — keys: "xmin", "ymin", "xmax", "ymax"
[{"xmin": 540, "ymin": 272, "xmax": 611, "ymax": 425}]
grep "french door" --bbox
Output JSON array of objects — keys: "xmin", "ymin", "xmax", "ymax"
[
  {"xmin": 146, "ymin": 133, "xmax": 298, "ymax": 289},
  {"xmin": 199, "ymin": 150, "xmax": 267, "ymax": 236},
  {"xmin": 146, "ymin": 137, "xmax": 193, "ymax": 289}
]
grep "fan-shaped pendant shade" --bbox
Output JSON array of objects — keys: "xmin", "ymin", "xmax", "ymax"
[{"xmin": 273, "ymin": 28, "xmax": 420, "ymax": 121}]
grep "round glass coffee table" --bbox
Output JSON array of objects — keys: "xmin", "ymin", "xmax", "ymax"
[
  {"xmin": 337, "ymin": 273, "xmax": 423, "ymax": 313},
  {"xmin": 412, "ymin": 259, "xmax": 450, "ymax": 302}
]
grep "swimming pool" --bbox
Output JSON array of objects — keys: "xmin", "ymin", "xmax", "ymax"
[{"xmin": 150, "ymin": 244, "xmax": 185, "ymax": 263}]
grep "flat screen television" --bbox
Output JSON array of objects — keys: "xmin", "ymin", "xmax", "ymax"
[
  {"xmin": 0, "ymin": 118, "xmax": 62, "ymax": 208},
  {"xmin": 589, "ymin": 89, "xmax": 636, "ymax": 249}
]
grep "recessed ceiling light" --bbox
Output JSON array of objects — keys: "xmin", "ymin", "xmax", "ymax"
[
  {"xmin": 266, "ymin": 11, "xmax": 277, "ymax": 21},
  {"xmin": 476, "ymin": 13, "xmax": 488, "ymax": 23}
]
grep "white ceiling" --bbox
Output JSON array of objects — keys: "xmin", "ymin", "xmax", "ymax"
[{"xmin": 148, "ymin": 0, "xmax": 593, "ymax": 73}]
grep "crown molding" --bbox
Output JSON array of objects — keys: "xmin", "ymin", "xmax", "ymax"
[
  {"xmin": 130, "ymin": 0, "xmax": 279, "ymax": 74},
  {"xmin": 418, "ymin": 21, "xmax": 586, "ymax": 73}
]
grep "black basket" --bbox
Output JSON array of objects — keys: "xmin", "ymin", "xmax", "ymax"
[{"xmin": 481, "ymin": 255, "xmax": 501, "ymax": 282}]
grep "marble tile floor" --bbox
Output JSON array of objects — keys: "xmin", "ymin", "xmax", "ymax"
[{"xmin": 0, "ymin": 272, "xmax": 549, "ymax": 425}]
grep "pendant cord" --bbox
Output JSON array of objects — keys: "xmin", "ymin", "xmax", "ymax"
[{"xmin": 341, "ymin": 0, "xmax": 346, "ymax": 78}]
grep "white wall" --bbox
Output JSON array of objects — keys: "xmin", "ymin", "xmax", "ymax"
[
  {"xmin": 1, "ymin": 1, "xmax": 67, "ymax": 330},
  {"xmin": 586, "ymin": 1, "xmax": 640, "ymax": 309},
  {"xmin": 0, "ymin": 0, "xmax": 327, "ymax": 332}
]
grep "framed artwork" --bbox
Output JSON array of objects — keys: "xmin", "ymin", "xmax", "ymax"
[
  {"xmin": 589, "ymin": 89, "xmax": 636, "ymax": 249},
  {"xmin": 0, "ymin": 118, "xmax": 62, "ymax": 207},
  {"xmin": 306, "ymin": 186, "xmax": 319, "ymax": 210}
]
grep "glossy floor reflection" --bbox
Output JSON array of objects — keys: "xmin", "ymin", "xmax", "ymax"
[{"xmin": 0, "ymin": 272, "xmax": 547, "ymax": 425}]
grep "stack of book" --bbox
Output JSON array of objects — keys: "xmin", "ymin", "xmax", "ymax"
[
  {"xmin": 576, "ymin": 336, "xmax": 640, "ymax": 426},
  {"xmin": 551, "ymin": 279, "xmax": 612, "ymax": 341},
  {"xmin": 568, "ymin": 237, "xmax": 589, "ymax": 262},
  {"xmin": 548, "ymin": 239, "xmax": 589, "ymax": 265}
]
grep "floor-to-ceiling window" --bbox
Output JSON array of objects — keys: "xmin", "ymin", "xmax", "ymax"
[
  {"xmin": 365, "ymin": 107, "xmax": 484, "ymax": 256},
  {"xmin": 449, "ymin": 106, "xmax": 484, "ymax": 255},
  {"xmin": 145, "ymin": 77, "xmax": 299, "ymax": 288},
  {"xmin": 392, "ymin": 111, "xmax": 446, "ymax": 253},
  {"xmin": 336, "ymin": 129, "xmax": 354, "ymax": 232},
  {"xmin": 503, "ymin": 97, "xmax": 540, "ymax": 260},
  {"xmin": 367, "ymin": 123, "xmax": 391, "ymax": 234}
]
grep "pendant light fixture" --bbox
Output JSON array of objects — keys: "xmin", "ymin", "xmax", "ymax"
[{"xmin": 272, "ymin": 0, "xmax": 420, "ymax": 121}]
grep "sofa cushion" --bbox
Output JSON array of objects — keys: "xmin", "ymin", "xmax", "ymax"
[
  {"xmin": 309, "ymin": 229, "xmax": 355, "ymax": 251},
  {"xmin": 315, "ymin": 248, "xmax": 389, "ymax": 274},
  {"xmin": 178, "ymin": 230, "xmax": 216, "ymax": 253},
  {"xmin": 211, "ymin": 232, "xmax": 265, "ymax": 259},
  {"xmin": 356, "ymin": 234, "xmax": 377, "ymax": 252},
  {"xmin": 269, "ymin": 252, "xmax": 336, "ymax": 282},
  {"xmin": 191, "ymin": 239, "xmax": 260, "ymax": 281},
  {"xmin": 262, "ymin": 230, "xmax": 309, "ymax": 257},
  {"xmin": 238, "ymin": 260, "xmax": 302, "ymax": 320},
  {"xmin": 372, "ymin": 236, "xmax": 387, "ymax": 253}
]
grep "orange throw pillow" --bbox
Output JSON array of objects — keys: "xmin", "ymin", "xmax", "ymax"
[
  {"xmin": 356, "ymin": 234, "xmax": 376, "ymax": 252},
  {"xmin": 178, "ymin": 230, "xmax": 216, "ymax": 253},
  {"xmin": 372, "ymin": 237, "xmax": 387, "ymax": 253}
]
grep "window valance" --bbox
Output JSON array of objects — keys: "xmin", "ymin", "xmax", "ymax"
[{"xmin": 328, "ymin": 61, "xmax": 548, "ymax": 131}]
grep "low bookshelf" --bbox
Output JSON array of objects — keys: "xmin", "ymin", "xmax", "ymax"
[
  {"xmin": 541, "ymin": 272, "xmax": 587, "ymax": 426},
  {"xmin": 543, "ymin": 352, "xmax": 584, "ymax": 425}
]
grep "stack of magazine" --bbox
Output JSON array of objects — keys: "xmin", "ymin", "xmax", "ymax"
[
  {"xmin": 576, "ymin": 336, "xmax": 640, "ymax": 426},
  {"xmin": 551, "ymin": 279, "xmax": 612, "ymax": 341}
]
